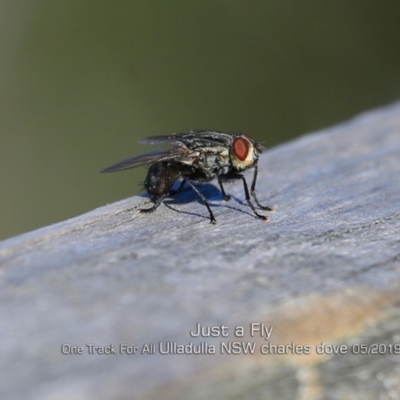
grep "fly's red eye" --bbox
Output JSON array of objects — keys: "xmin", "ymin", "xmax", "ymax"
[{"xmin": 233, "ymin": 137, "xmax": 250, "ymax": 161}]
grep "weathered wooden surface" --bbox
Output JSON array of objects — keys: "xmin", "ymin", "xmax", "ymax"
[{"xmin": 1, "ymin": 103, "xmax": 400, "ymax": 400}]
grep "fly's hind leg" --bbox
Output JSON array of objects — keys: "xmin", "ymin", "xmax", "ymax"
[{"xmin": 139, "ymin": 193, "xmax": 168, "ymax": 214}]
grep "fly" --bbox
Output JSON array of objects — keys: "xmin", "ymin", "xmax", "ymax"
[{"xmin": 101, "ymin": 130, "xmax": 273, "ymax": 224}]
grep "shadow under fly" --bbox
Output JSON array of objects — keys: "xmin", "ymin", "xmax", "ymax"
[{"xmin": 161, "ymin": 181, "xmax": 258, "ymax": 222}]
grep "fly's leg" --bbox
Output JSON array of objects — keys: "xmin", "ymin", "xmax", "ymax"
[
  {"xmin": 235, "ymin": 174, "xmax": 269, "ymax": 221},
  {"xmin": 186, "ymin": 181, "xmax": 217, "ymax": 224},
  {"xmin": 218, "ymin": 177, "xmax": 231, "ymax": 201},
  {"xmin": 139, "ymin": 193, "xmax": 168, "ymax": 214},
  {"xmin": 169, "ymin": 179, "xmax": 186, "ymax": 196},
  {"xmin": 250, "ymin": 166, "xmax": 273, "ymax": 211}
]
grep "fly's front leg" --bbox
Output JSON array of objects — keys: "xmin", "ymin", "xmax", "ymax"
[
  {"xmin": 218, "ymin": 177, "xmax": 231, "ymax": 201},
  {"xmin": 186, "ymin": 181, "xmax": 216, "ymax": 224},
  {"xmin": 234, "ymin": 174, "xmax": 269, "ymax": 221},
  {"xmin": 139, "ymin": 193, "xmax": 168, "ymax": 214},
  {"xmin": 250, "ymin": 166, "xmax": 273, "ymax": 211}
]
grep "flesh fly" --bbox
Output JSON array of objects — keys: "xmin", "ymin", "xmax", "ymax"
[{"xmin": 101, "ymin": 130, "xmax": 272, "ymax": 224}]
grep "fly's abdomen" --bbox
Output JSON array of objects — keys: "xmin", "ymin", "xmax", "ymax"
[{"xmin": 144, "ymin": 162, "xmax": 180, "ymax": 196}]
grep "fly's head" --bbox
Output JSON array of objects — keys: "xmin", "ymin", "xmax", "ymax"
[{"xmin": 230, "ymin": 134, "xmax": 264, "ymax": 171}]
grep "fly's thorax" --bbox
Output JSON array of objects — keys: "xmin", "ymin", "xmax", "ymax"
[
  {"xmin": 184, "ymin": 146, "xmax": 230, "ymax": 180},
  {"xmin": 204, "ymin": 147, "xmax": 230, "ymax": 168},
  {"xmin": 230, "ymin": 134, "xmax": 260, "ymax": 171}
]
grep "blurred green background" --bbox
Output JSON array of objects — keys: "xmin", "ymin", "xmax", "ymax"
[{"xmin": 1, "ymin": 1, "xmax": 400, "ymax": 240}]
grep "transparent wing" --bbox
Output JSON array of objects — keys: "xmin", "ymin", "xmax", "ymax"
[
  {"xmin": 138, "ymin": 132, "xmax": 193, "ymax": 145},
  {"xmin": 101, "ymin": 148, "xmax": 183, "ymax": 173},
  {"xmin": 139, "ymin": 130, "xmax": 234, "ymax": 146}
]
